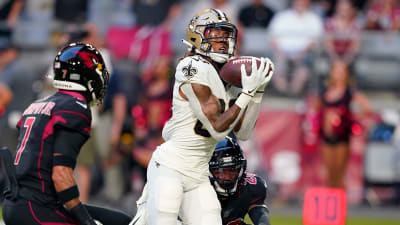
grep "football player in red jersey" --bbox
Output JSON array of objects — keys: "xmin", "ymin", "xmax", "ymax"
[
  {"xmin": 2, "ymin": 43, "xmax": 131, "ymax": 225},
  {"xmin": 209, "ymin": 137, "xmax": 270, "ymax": 225}
]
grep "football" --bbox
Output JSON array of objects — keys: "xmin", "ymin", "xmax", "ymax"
[{"xmin": 219, "ymin": 56, "xmax": 262, "ymax": 88}]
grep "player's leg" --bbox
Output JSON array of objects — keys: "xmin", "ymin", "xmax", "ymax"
[
  {"xmin": 180, "ymin": 182, "xmax": 222, "ymax": 225},
  {"xmin": 146, "ymin": 158, "xmax": 183, "ymax": 225},
  {"xmin": 130, "ymin": 183, "xmax": 149, "ymax": 225}
]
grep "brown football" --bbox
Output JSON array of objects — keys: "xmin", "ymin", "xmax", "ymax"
[{"xmin": 219, "ymin": 56, "xmax": 261, "ymax": 88}]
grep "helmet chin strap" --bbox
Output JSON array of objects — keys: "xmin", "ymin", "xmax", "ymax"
[
  {"xmin": 208, "ymin": 52, "xmax": 230, "ymax": 63},
  {"xmin": 213, "ymin": 179, "xmax": 238, "ymax": 197},
  {"xmin": 181, "ymin": 39, "xmax": 230, "ymax": 63}
]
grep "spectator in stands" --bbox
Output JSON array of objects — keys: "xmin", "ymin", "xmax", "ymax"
[
  {"xmin": 139, "ymin": 56, "xmax": 173, "ymax": 133},
  {"xmin": 365, "ymin": 0, "xmax": 400, "ymax": 31},
  {"xmin": 130, "ymin": 56, "xmax": 173, "ymax": 194},
  {"xmin": 54, "ymin": 0, "xmax": 88, "ymax": 25},
  {"xmin": 0, "ymin": 0, "xmax": 24, "ymax": 28},
  {"xmin": 0, "ymin": 0, "xmax": 23, "ymax": 80},
  {"xmin": 238, "ymin": 0, "xmax": 275, "ymax": 29},
  {"xmin": 127, "ymin": 0, "xmax": 180, "ymax": 68},
  {"xmin": 52, "ymin": 0, "xmax": 89, "ymax": 47},
  {"xmin": 324, "ymin": 0, "xmax": 361, "ymax": 65},
  {"xmin": 0, "ymin": 38, "xmax": 18, "ymax": 116},
  {"xmin": 312, "ymin": 0, "xmax": 337, "ymax": 19},
  {"xmin": 0, "ymin": 82, "xmax": 11, "ymax": 116},
  {"xmin": 314, "ymin": 59, "xmax": 371, "ymax": 188},
  {"xmin": 269, "ymin": 0, "xmax": 323, "ymax": 96},
  {"xmin": 132, "ymin": 0, "xmax": 181, "ymax": 31}
]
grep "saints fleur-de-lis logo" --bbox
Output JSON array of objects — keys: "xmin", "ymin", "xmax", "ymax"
[{"xmin": 182, "ymin": 61, "xmax": 198, "ymax": 79}]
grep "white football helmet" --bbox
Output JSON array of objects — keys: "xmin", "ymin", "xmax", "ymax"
[{"xmin": 183, "ymin": 8, "xmax": 237, "ymax": 64}]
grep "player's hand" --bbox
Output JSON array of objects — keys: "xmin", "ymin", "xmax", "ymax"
[
  {"xmin": 241, "ymin": 57, "xmax": 267, "ymax": 97},
  {"xmin": 257, "ymin": 57, "xmax": 275, "ymax": 92},
  {"xmin": 94, "ymin": 220, "xmax": 103, "ymax": 225}
]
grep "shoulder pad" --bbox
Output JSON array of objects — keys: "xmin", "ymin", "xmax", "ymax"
[
  {"xmin": 175, "ymin": 56, "xmax": 214, "ymax": 85},
  {"xmin": 53, "ymin": 97, "xmax": 92, "ymax": 137},
  {"xmin": 244, "ymin": 174, "xmax": 267, "ymax": 198}
]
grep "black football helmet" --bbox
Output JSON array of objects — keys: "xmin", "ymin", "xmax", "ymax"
[
  {"xmin": 52, "ymin": 42, "xmax": 109, "ymax": 105},
  {"xmin": 209, "ymin": 136, "xmax": 247, "ymax": 196}
]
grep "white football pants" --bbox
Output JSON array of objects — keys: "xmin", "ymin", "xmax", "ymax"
[{"xmin": 145, "ymin": 158, "xmax": 222, "ymax": 225}]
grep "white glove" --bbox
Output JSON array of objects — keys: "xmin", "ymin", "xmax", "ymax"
[
  {"xmin": 240, "ymin": 57, "xmax": 267, "ymax": 97},
  {"xmin": 257, "ymin": 57, "xmax": 275, "ymax": 92}
]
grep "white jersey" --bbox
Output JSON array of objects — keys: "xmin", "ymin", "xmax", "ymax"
[{"xmin": 152, "ymin": 55, "xmax": 241, "ymax": 181}]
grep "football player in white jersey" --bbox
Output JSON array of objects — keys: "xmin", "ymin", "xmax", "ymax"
[{"xmin": 141, "ymin": 8, "xmax": 274, "ymax": 225}]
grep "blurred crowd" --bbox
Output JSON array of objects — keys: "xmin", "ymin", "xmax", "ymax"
[{"xmin": 1, "ymin": 0, "xmax": 400, "ymax": 213}]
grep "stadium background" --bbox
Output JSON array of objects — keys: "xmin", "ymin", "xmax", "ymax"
[{"xmin": 0, "ymin": 0, "xmax": 400, "ymax": 224}]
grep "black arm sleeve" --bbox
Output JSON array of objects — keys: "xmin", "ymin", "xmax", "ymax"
[
  {"xmin": 85, "ymin": 204, "xmax": 133, "ymax": 225},
  {"xmin": 248, "ymin": 206, "xmax": 271, "ymax": 225},
  {"xmin": 53, "ymin": 127, "xmax": 88, "ymax": 168},
  {"xmin": 70, "ymin": 203, "xmax": 97, "ymax": 225}
]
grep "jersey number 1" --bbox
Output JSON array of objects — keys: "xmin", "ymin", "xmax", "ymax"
[{"xmin": 14, "ymin": 117, "xmax": 36, "ymax": 165}]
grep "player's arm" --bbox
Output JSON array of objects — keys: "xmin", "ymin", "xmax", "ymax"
[
  {"xmin": 246, "ymin": 175, "xmax": 271, "ymax": 225},
  {"xmin": 234, "ymin": 58, "xmax": 274, "ymax": 140},
  {"xmin": 180, "ymin": 83, "xmax": 244, "ymax": 141},
  {"xmin": 52, "ymin": 127, "xmax": 98, "ymax": 225},
  {"xmin": 248, "ymin": 205, "xmax": 271, "ymax": 225}
]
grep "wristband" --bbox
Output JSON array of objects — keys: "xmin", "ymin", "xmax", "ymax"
[
  {"xmin": 70, "ymin": 203, "xmax": 97, "ymax": 225},
  {"xmin": 252, "ymin": 92, "xmax": 264, "ymax": 104},
  {"xmin": 235, "ymin": 93, "xmax": 252, "ymax": 109},
  {"xmin": 57, "ymin": 185, "xmax": 79, "ymax": 203}
]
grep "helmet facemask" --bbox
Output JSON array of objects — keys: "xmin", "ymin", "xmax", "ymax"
[
  {"xmin": 209, "ymin": 137, "xmax": 247, "ymax": 197},
  {"xmin": 87, "ymin": 67, "xmax": 109, "ymax": 106},
  {"xmin": 210, "ymin": 161, "xmax": 245, "ymax": 196},
  {"xmin": 198, "ymin": 23, "xmax": 237, "ymax": 63}
]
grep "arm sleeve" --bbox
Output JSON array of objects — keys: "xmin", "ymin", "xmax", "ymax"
[
  {"xmin": 248, "ymin": 176, "xmax": 270, "ymax": 225},
  {"xmin": 53, "ymin": 127, "xmax": 88, "ymax": 168},
  {"xmin": 234, "ymin": 94, "xmax": 262, "ymax": 140},
  {"xmin": 248, "ymin": 206, "xmax": 271, "ymax": 225}
]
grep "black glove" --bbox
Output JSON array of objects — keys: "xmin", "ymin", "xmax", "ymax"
[{"xmin": 70, "ymin": 203, "xmax": 98, "ymax": 225}]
